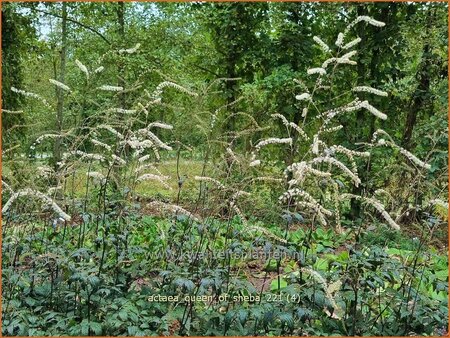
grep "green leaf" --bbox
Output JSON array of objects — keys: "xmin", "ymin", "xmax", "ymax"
[
  {"xmin": 118, "ymin": 311, "xmax": 128, "ymax": 321},
  {"xmin": 89, "ymin": 322, "xmax": 102, "ymax": 335},
  {"xmin": 270, "ymin": 278, "xmax": 287, "ymax": 291}
]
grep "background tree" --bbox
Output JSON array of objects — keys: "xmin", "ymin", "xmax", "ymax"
[{"xmin": 1, "ymin": 3, "xmax": 36, "ymax": 149}]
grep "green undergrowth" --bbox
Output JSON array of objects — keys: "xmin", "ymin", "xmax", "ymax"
[{"xmin": 2, "ymin": 214, "xmax": 448, "ymax": 336}]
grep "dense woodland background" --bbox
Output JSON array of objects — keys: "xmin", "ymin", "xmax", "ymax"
[
  {"xmin": 1, "ymin": 2, "xmax": 449, "ymax": 336},
  {"xmin": 3, "ymin": 2, "xmax": 448, "ymax": 162}
]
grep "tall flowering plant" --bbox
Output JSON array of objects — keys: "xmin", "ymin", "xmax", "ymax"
[{"xmin": 250, "ymin": 16, "xmax": 432, "ymax": 234}]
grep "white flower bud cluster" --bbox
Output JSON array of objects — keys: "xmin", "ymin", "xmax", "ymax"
[
  {"xmin": 138, "ymin": 140, "xmax": 156, "ymax": 151},
  {"xmin": 98, "ymin": 125, "xmax": 124, "ymax": 139},
  {"xmin": 301, "ymin": 266, "xmax": 327, "ymax": 287},
  {"xmin": 321, "ymin": 57, "xmax": 337, "ymax": 69},
  {"xmin": 341, "ymin": 193, "xmax": 399, "ymax": 230},
  {"xmin": 94, "ymin": 66, "xmax": 104, "ymax": 74},
  {"xmin": 307, "ymin": 67, "xmax": 327, "ymax": 76},
  {"xmin": 226, "ymin": 147, "xmax": 239, "ymax": 163},
  {"xmin": 143, "ymin": 130, "xmax": 172, "ymax": 151},
  {"xmin": 148, "ymin": 122, "xmax": 173, "ymax": 130},
  {"xmin": 251, "ymin": 176, "xmax": 283, "ymax": 183},
  {"xmin": 31, "ymin": 134, "xmax": 61, "ymax": 150},
  {"xmin": 2, "ymin": 180, "xmax": 13, "ymax": 194},
  {"xmin": 377, "ymin": 138, "xmax": 431, "ymax": 170},
  {"xmin": 313, "ymin": 36, "xmax": 331, "ymax": 53},
  {"xmin": 342, "ymin": 37, "xmax": 361, "ymax": 50},
  {"xmin": 336, "ymin": 58, "xmax": 357, "ymax": 66},
  {"xmin": 118, "ymin": 43, "xmax": 141, "ymax": 54},
  {"xmin": 289, "ymin": 123, "xmax": 309, "ymax": 140},
  {"xmin": 148, "ymin": 201, "xmax": 201, "ymax": 223},
  {"xmin": 87, "ymin": 171, "xmax": 105, "ymax": 180},
  {"xmin": 353, "ymin": 86, "xmax": 388, "ymax": 97},
  {"xmin": 2, "ymin": 109, "xmax": 23, "ymax": 114},
  {"xmin": 344, "ymin": 16, "xmax": 385, "ymax": 39},
  {"xmin": 121, "ymin": 136, "xmax": 141, "ymax": 149},
  {"xmin": 138, "ymin": 154, "xmax": 150, "ymax": 163},
  {"xmin": 312, "ymin": 135, "xmax": 320, "ymax": 154},
  {"xmin": 138, "ymin": 102, "xmax": 149, "ymax": 116},
  {"xmin": 335, "ymin": 33, "xmax": 344, "ymax": 47},
  {"xmin": 295, "ymin": 93, "xmax": 311, "ymax": 101},
  {"xmin": 11, "ymin": 87, "xmax": 51, "ymax": 107},
  {"xmin": 63, "ymin": 150, "xmax": 106, "ymax": 163},
  {"xmin": 255, "ymin": 137, "xmax": 292, "ymax": 150},
  {"xmin": 321, "ymin": 51, "xmax": 358, "ymax": 69},
  {"xmin": 342, "ymin": 102, "xmax": 363, "ymax": 113},
  {"xmin": 230, "ymin": 203, "xmax": 248, "ymax": 227},
  {"xmin": 295, "ymin": 201, "xmax": 329, "ymax": 226},
  {"xmin": 194, "ymin": 176, "xmax": 225, "ymax": 189},
  {"xmin": 320, "ymin": 125, "xmax": 343, "ymax": 134},
  {"xmin": 80, "ymin": 152, "xmax": 106, "ymax": 162},
  {"xmin": 98, "ymin": 85, "xmax": 124, "ymax": 91},
  {"xmin": 328, "ymin": 145, "xmax": 369, "ymax": 173},
  {"xmin": 209, "ymin": 111, "xmax": 218, "ymax": 129},
  {"xmin": 360, "ymin": 101, "xmax": 387, "ymax": 119},
  {"xmin": 47, "ymin": 186, "xmax": 62, "ymax": 195},
  {"xmin": 49, "ymin": 79, "xmax": 71, "ymax": 92},
  {"xmin": 249, "ymin": 160, "xmax": 261, "ymax": 167},
  {"xmin": 371, "ymin": 129, "xmax": 393, "ymax": 144},
  {"xmin": 321, "ymin": 56, "xmax": 357, "ymax": 68},
  {"xmin": 75, "ymin": 59, "xmax": 89, "ymax": 79},
  {"xmin": 317, "ymin": 100, "xmax": 361, "ymax": 126},
  {"xmin": 311, "ymin": 156, "xmax": 361, "ymax": 187},
  {"xmin": 2, "ymin": 188, "xmax": 71, "ymax": 221},
  {"xmin": 246, "ymin": 224, "xmax": 287, "ymax": 244},
  {"xmin": 231, "ymin": 190, "xmax": 251, "ymax": 201},
  {"xmin": 135, "ymin": 163, "xmax": 162, "ymax": 176},
  {"xmin": 107, "ymin": 108, "xmax": 137, "ymax": 114},
  {"xmin": 149, "ymin": 143, "xmax": 161, "ymax": 161},
  {"xmin": 330, "ymin": 145, "xmax": 370, "ymax": 158},
  {"xmin": 37, "ymin": 165, "xmax": 54, "ymax": 178},
  {"xmin": 91, "ymin": 138, "xmax": 112, "ymax": 152},
  {"xmin": 341, "ymin": 50, "xmax": 357, "ymax": 60},
  {"xmin": 301, "ymin": 267, "xmax": 343, "ymax": 319},
  {"xmin": 285, "ymin": 161, "xmax": 331, "ymax": 186},
  {"xmin": 152, "ymin": 81, "xmax": 198, "ymax": 100},
  {"xmin": 374, "ymin": 189, "xmax": 393, "ymax": 201},
  {"xmin": 117, "ymin": 125, "xmax": 169, "ymax": 159},
  {"xmin": 271, "ymin": 114, "xmax": 308, "ymax": 139},
  {"xmin": 271, "ymin": 113, "xmax": 289, "ymax": 126},
  {"xmin": 279, "ymin": 189, "xmax": 332, "ymax": 224},
  {"xmin": 35, "ymin": 134, "xmax": 60, "ymax": 144},
  {"xmin": 354, "ymin": 16, "xmax": 386, "ymax": 27},
  {"xmin": 111, "ymin": 154, "xmax": 126, "ymax": 166},
  {"xmin": 330, "ymin": 181, "xmax": 342, "ymax": 233}
]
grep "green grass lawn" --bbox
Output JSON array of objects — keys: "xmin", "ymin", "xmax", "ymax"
[{"xmin": 61, "ymin": 159, "xmax": 207, "ymax": 202}]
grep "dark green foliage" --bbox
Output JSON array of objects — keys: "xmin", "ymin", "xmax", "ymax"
[
  {"xmin": 1, "ymin": 3, "xmax": 36, "ymax": 143},
  {"xmin": 2, "ymin": 214, "xmax": 447, "ymax": 336}
]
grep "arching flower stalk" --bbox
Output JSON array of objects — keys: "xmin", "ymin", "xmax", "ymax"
[
  {"xmin": 49, "ymin": 79, "xmax": 71, "ymax": 92},
  {"xmin": 2, "ymin": 188, "xmax": 71, "ymax": 222},
  {"xmin": 75, "ymin": 59, "xmax": 89, "ymax": 79}
]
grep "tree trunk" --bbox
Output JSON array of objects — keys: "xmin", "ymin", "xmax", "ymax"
[
  {"xmin": 53, "ymin": 2, "xmax": 67, "ymax": 168},
  {"xmin": 225, "ymin": 58, "xmax": 237, "ymax": 141},
  {"xmin": 117, "ymin": 1, "xmax": 126, "ymax": 109},
  {"xmin": 402, "ymin": 42, "xmax": 432, "ymax": 149},
  {"xmin": 401, "ymin": 7, "xmax": 435, "ymax": 150}
]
